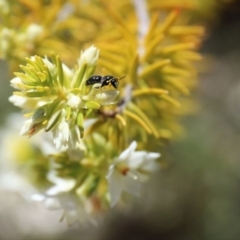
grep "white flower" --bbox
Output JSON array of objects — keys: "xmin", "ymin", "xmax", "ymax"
[
  {"xmin": 52, "ymin": 110, "xmax": 86, "ymax": 150},
  {"xmin": 52, "ymin": 110, "xmax": 70, "ymax": 149},
  {"xmin": 0, "ymin": 0, "xmax": 9, "ymax": 14},
  {"xmin": 1, "ymin": 27, "xmax": 13, "ymax": 38},
  {"xmin": 32, "ymin": 193, "xmax": 94, "ymax": 226},
  {"xmin": 67, "ymin": 93, "xmax": 82, "ymax": 108},
  {"xmin": 0, "ymin": 113, "xmax": 50, "ymax": 199},
  {"xmin": 26, "ymin": 23, "xmax": 43, "ymax": 41},
  {"xmin": 0, "ymin": 28, "xmax": 13, "ymax": 55},
  {"xmin": 107, "ymin": 141, "xmax": 160, "ymax": 207},
  {"xmin": 32, "ymin": 171, "xmax": 95, "ymax": 226},
  {"xmin": 78, "ymin": 45, "xmax": 99, "ymax": 67}
]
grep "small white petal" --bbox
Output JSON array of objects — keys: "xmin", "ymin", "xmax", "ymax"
[
  {"xmin": 147, "ymin": 152, "xmax": 161, "ymax": 159},
  {"xmin": 63, "ymin": 209, "xmax": 80, "ymax": 226},
  {"xmin": 122, "ymin": 175, "xmax": 141, "ymax": 196},
  {"xmin": 141, "ymin": 160, "xmax": 160, "ymax": 172},
  {"xmin": 20, "ymin": 119, "xmax": 33, "ymax": 135},
  {"xmin": 62, "ymin": 63, "xmax": 73, "ymax": 79},
  {"xmin": 9, "ymin": 95, "xmax": 26, "ymax": 107},
  {"xmin": 31, "ymin": 193, "xmax": 46, "ymax": 201},
  {"xmin": 84, "ymin": 118, "xmax": 97, "ymax": 129},
  {"xmin": 118, "ymin": 141, "xmax": 137, "ymax": 162},
  {"xmin": 94, "ymin": 90, "xmax": 119, "ymax": 105},
  {"xmin": 10, "ymin": 77, "xmax": 22, "ymax": 90},
  {"xmin": 78, "ymin": 45, "xmax": 99, "ymax": 67},
  {"xmin": 67, "ymin": 93, "xmax": 82, "ymax": 108},
  {"xmin": 42, "ymin": 57, "xmax": 57, "ymax": 75},
  {"xmin": 47, "ymin": 172, "xmax": 76, "ymax": 196},
  {"xmin": 128, "ymin": 152, "xmax": 146, "ymax": 168},
  {"xmin": 107, "ymin": 169, "xmax": 124, "ymax": 207},
  {"xmin": 52, "ymin": 110, "xmax": 70, "ymax": 149}
]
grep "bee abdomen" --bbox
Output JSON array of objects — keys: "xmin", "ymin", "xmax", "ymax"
[{"xmin": 86, "ymin": 75, "xmax": 102, "ymax": 85}]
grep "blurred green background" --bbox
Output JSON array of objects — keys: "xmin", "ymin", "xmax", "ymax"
[{"xmin": 1, "ymin": 1, "xmax": 240, "ymax": 240}]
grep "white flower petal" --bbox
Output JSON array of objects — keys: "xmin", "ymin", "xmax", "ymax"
[
  {"xmin": 62, "ymin": 63, "xmax": 73, "ymax": 79},
  {"xmin": 63, "ymin": 209, "xmax": 81, "ymax": 226},
  {"xmin": 122, "ymin": 175, "xmax": 141, "ymax": 197},
  {"xmin": 31, "ymin": 194, "xmax": 46, "ymax": 201},
  {"xmin": 78, "ymin": 45, "xmax": 99, "ymax": 67},
  {"xmin": 94, "ymin": 90, "xmax": 119, "ymax": 105},
  {"xmin": 42, "ymin": 57, "xmax": 57, "ymax": 75},
  {"xmin": 107, "ymin": 169, "xmax": 124, "ymax": 207},
  {"xmin": 52, "ymin": 110, "xmax": 70, "ymax": 149},
  {"xmin": 47, "ymin": 172, "xmax": 76, "ymax": 196},
  {"xmin": 10, "ymin": 77, "xmax": 22, "ymax": 90},
  {"xmin": 127, "ymin": 152, "xmax": 146, "ymax": 168},
  {"xmin": 118, "ymin": 141, "xmax": 137, "ymax": 162},
  {"xmin": 67, "ymin": 93, "xmax": 82, "ymax": 108},
  {"xmin": 20, "ymin": 119, "xmax": 33, "ymax": 135},
  {"xmin": 141, "ymin": 160, "xmax": 160, "ymax": 172}
]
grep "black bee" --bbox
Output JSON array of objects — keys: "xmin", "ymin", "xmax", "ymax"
[
  {"xmin": 86, "ymin": 75, "xmax": 125, "ymax": 89},
  {"xmin": 85, "ymin": 75, "xmax": 103, "ymax": 86}
]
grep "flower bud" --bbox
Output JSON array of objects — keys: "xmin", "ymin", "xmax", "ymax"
[{"xmin": 78, "ymin": 45, "xmax": 99, "ymax": 67}]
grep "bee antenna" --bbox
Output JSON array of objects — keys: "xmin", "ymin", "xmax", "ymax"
[{"xmin": 118, "ymin": 75, "xmax": 126, "ymax": 81}]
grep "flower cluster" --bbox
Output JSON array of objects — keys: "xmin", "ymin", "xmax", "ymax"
[
  {"xmin": 10, "ymin": 46, "xmax": 119, "ymax": 149},
  {"xmin": 0, "ymin": 23, "xmax": 44, "ymax": 69},
  {"xmin": 0, "ymin": 115, "xmax": 160, "ymax": 225},
  {"xmin": 5, "ymin": 0, "xmax": 206, "ymax": 226},
  {"xmin": 28, "ymin": 138, "xmax": 160, "ymax": 225}
]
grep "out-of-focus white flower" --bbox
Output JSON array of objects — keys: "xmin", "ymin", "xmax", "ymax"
[
  {"xmin": 107, "ymin": 141, "xmax": 160, "ymax": 207},
  {"xmin": 32, "ymin": 171, "xmax": 96, "ymax": 226},
  {"xmin": 46, "ymin": 171, "xmax": 76, "ymax": 196},
  {"xmin": 78, "ymin": 45, "xmax": 99, "ymax": 67},
  {"xmin": 1, "ymin": 27, "xmax": 13, "ymax": 38},
  {"xmin": 32, "ymin": 192, "xmax": 95, "ymax": 226},
  {"xmin": 0, "ymin": 28, "xmax": 13, "ymax": 56},
  {"xmin": 0, "ymin": 0, "xmax": 9, "ymax": 14},
  {"xmin": 0, "ymin": 114, "xmax": 49, "ymax": 198},
  {"xmin": 26, "ymin": 23, "xmax": 43, "ymax": 41}
]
